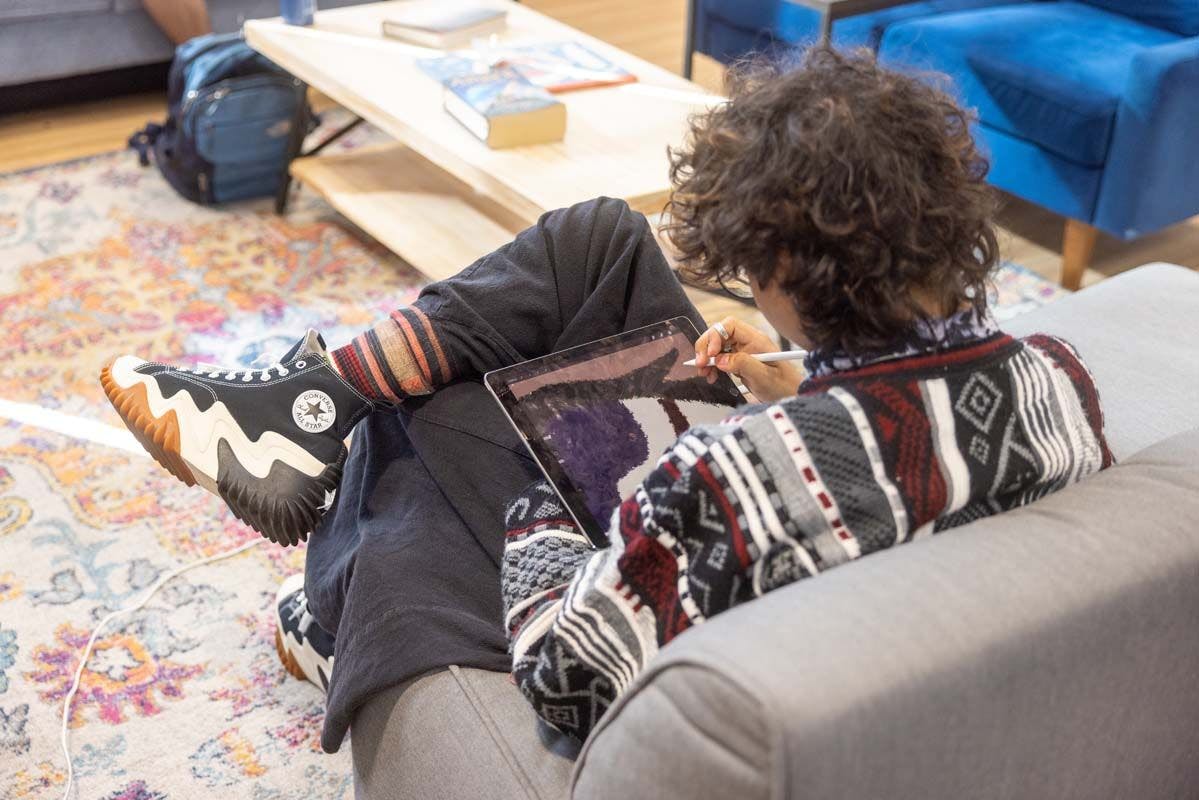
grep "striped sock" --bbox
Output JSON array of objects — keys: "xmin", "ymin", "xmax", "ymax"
[{"xmin": 330, "ymin": 307, "xmax": 453, "ymax": 404}]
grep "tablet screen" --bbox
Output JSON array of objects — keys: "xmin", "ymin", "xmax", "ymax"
[{"xmin": 486, "ymin": 318, "xmax": 744, "ymax": 546}]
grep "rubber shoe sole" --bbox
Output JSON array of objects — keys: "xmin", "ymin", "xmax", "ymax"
[
  {"xmin": 275, "ymin": 627, "xmax": 311, "ymax": 683},
  {"xmin": 274, "ymin": 574, "xmax": 332, "ymax": 690},
  {"xmin": 100, "ymin": 365, "xmax": 197, "ymax": 487},
  {"xmin": 101, "ymin": 358, "xmax": 341, "ymax": 546}
]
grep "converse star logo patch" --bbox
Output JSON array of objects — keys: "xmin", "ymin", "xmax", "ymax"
[{"xmin": 292, "ymin": 390, "xmax": 336, "ymax": 433}]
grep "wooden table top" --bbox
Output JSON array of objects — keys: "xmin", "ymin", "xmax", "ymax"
[{"xmin": 245, "ymin": 0, "xmax": 723, "ymax": 222}]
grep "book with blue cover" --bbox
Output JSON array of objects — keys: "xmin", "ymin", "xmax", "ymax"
[
  {"xmin": 503, "ymin": 41, "xmax": 638, "ymax": 93},
  {"xmin": 442, "ymin": 66, "xmax": 566, "ymax": 148},
  {"xmin": 418, "ymin": 40, "xmax": 637, "ymax": 94}
]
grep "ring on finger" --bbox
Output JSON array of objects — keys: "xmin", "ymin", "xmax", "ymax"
[{"xmin": 713, "ymin": 321, "xmax": 730, "ymax": 341}]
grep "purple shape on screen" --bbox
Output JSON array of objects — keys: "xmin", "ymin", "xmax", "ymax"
[{"xmin": 543, "ymin": 399, "xmax": 648, "ymax": 525}]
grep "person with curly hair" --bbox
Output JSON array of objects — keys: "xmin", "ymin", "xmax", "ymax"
[{"xmin": 102, "ymin": 46, "xmax": 1111, "ymax": 751}]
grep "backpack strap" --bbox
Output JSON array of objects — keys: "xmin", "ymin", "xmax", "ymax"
[{"xmin": 128, "ymin": 122, "xmax": 164, "ymax": 167}]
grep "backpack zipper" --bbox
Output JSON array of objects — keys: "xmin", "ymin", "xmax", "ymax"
[
  {"xmin": 169, "ymin": 32, "xmax": 244, "ymax": 107},
  {"xmin": 181, "ymin": 75, "xmax": 300, "ymax": 118}
]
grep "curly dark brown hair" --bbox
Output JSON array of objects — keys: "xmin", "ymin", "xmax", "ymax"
[{"xmin": 664, "ymin": 46, "xmax": 999, "ymax": 352}]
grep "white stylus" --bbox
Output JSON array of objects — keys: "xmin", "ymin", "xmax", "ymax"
[{"xmin": 683, "ymin": 349, "xmax": 808, "ymax": 367}]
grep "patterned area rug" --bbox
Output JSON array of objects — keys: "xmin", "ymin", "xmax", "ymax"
[
  {"xmin": 0, "ymin": 118, "xmax": 422, "ymax": 799},
  {"xmin": 0, "ymin": 117, "xmax": 1069, "ymax": 798}
]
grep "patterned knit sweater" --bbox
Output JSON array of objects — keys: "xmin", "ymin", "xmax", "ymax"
[{"xmin": 500, "ymin": 320, "xmax": 1112, "ymax": 741}]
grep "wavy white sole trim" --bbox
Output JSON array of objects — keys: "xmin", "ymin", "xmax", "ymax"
[{"xmin": 108, "ymin": 355, "xmax": 326, "ymax": 481}]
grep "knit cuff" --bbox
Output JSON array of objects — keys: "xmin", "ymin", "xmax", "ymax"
[
  {"xmin": 389, "ymin": 307, "xmax": 454, "ymax": 389},
  {"xmin": 501, "ymin": 482, "xmax": 593, "ymax": 638},
  {"xmin": 330, "ymin": 306, "xmax": 454, "ymax": 404}
]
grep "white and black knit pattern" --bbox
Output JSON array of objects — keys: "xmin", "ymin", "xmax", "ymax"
[
  {"xmin": 501, "ymin": 482, "xmax": 593, "ymax": 642},
  {"xmin": 500, "ymin": 332, "xmax": 1113, "ymax": 742}
]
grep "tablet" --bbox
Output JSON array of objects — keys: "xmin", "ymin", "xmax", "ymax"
[{"xmin": 485, "ymin": 317, "xmax": 744, "ymax": 547}]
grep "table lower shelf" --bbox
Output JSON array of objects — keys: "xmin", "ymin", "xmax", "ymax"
[
  {"xmin": 293, "ymin": 143, "xmax": 776, "ymax": 341},
  {"xmin": 289, "ymin": 143, "xmax": 532, "ymax": 282}
]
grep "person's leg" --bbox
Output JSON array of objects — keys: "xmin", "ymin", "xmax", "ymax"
[
  {"xmin": 142, "ymin": 0, "xmax": 211, "ymax": 45},
  {"xmin": 306, "ymin": 197, "xmax": 706, "ymax": 750},
  {"xmin": 102, "ymin": 196, "xmax": 700, "ymax": 750},
  {"xmin": 329, "ymin": 196, "xmax": 705, "ymax": 403},
  {"xmin": 101, "ymin": 197, "xmax": 699, "ymax": 547}
]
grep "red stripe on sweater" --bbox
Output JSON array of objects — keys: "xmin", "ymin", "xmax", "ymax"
[
  {"xmin": 505, "ymin": 519, "xmax": 579, "ymax": 538},
  {"xmin": 615, "ymin": 497, "xmax": 685, "ymax": 639},
  {"xmin": 694, "ymin": 458, "xmax": 750, "ymax": 569},
  {"xmin": 800, "ymin": 335, "xmax": 1018, "ymax": 393}
]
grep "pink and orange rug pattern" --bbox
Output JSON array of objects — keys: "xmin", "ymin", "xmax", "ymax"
[{"xmin": 0, "ymin": 119, "xmax": 421, "ymax": 799}]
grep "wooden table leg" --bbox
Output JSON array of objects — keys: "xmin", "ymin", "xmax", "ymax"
[{"xmin": 1061, "ymin": 219, "xmax": 1098, "ymax": 291}]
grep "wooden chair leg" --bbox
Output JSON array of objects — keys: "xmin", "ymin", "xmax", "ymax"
[
  {"xmin": 1061, "ymin": 219, "xmax": 1098, "ymax": 291},
  {"xmin": 682, "ymin": 0, "xmax": 697, "ymax": 79}
]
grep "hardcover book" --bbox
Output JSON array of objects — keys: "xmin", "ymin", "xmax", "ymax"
[
  {"xmin": 442, "ymin": 67, "xmax": 566, "ymax": 149},
  {"xmin": 381, "ymin": 5, "xmax": 507, "ymax": 49}
]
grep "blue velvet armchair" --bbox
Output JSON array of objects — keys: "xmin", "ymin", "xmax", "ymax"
[
  {"xmin": 686, "ymin": 0, "xmax": 1024, "ymax": 68},
  {"xmin": 878, "ymin": 1, "xmax": 1199, "ymax": 287},
  {"xmin": 686, "ymin": 0, "xmax": 1199, "ymax": 288}
]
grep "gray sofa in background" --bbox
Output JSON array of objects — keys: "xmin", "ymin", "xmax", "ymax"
[
  {"xmin": 351, "ymin": 262, "xmax": 1199, "ymax": 800},
  {"xmin": 0, "ymin": 0, "xmax": 370, "ymax": 89}
]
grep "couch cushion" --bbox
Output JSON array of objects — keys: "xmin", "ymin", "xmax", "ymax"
[
  {"xmin": 0, "ymin": 0, "xmax": 109, "ymax": 24},
  {"xmin": 1080, "ymin": 0, "xmax": 1199, "ymax": 36},
  {"xmin": 352, "ymin": 666, "xmax": 577, "ymax": 800},
  {"xmin": 880, "ymin": 2, "xmax": 1180, "ymax": 167}
]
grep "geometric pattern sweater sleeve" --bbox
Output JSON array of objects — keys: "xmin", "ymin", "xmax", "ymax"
[{"xmin": 500, "ymin": 332, "xmax": 1113, "ymax": 741}]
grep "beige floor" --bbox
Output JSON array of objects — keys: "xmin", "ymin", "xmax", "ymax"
[{"xmin": 2, "ymin": 0, "xmax": 1196, "ymax": 292}]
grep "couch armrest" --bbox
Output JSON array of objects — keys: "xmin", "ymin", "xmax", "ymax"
[
  {"xmin": 1002, "ymin": 263, "xmax": 1199, "ymax": 460},
  {"xmin": 1094, "ymin": 37, "xmax": 1199, "ymax": 236},
  {"xmin": 573, "ymin": 430, "xmax": 1199, "ymax": 800}
]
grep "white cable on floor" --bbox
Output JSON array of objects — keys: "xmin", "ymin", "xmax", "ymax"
[{"xmin": 58, "ymin": 537, "xmax": 267, "ymax": 800}]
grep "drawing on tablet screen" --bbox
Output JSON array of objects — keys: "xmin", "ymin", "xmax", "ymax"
[{"xmin": 507, "ymin": 338, "xmax": 739, "ymax": 529}]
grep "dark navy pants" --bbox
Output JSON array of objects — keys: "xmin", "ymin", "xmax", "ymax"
[{"xmin": 305, "ymin": 198, "xmax": 703, "ymax": 751}]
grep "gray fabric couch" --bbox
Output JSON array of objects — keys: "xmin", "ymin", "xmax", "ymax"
[
  {"xmin": 0, "ymin": 0, "xmax": 370, "ymax": 89},
  {"xmin": 352, "ymin": 262, "xmax": 1199, "ymax": 800}
]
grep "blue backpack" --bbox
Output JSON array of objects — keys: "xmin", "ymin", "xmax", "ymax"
[{"xmin": 130, "ymin": 33, "xmax": 313, "ymax": 205}]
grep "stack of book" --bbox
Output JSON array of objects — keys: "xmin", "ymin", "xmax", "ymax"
[{"xmin": 390, "ymin": 6, "xmax": 638, "ymax": 150}]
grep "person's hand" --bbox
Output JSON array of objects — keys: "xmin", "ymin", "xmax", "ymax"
[{"xmin": 694, "ymin": 317, "xmax": 803, "ymax": 403}]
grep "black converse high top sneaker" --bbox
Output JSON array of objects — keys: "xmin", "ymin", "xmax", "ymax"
[
  {"xmin": 100, "ymin": 330, "xmax": 374, "ymax": 546},
  {"xmin": 275, "ymin": 573, "xmax": 334, "ymax": 691}
]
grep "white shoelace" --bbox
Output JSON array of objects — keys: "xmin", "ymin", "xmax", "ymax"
[
  {"xmin": 183, "ymin": 351, "xmax": 292, "ymax": 382},
  {"xmin": 287, "ymin": 590, "xmax": 315, "ymax": 637}
]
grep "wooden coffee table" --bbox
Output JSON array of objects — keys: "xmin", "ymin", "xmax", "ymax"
[{"xmin": 244, "ymin": 1, "xmax": 721, "ymax": 282}]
